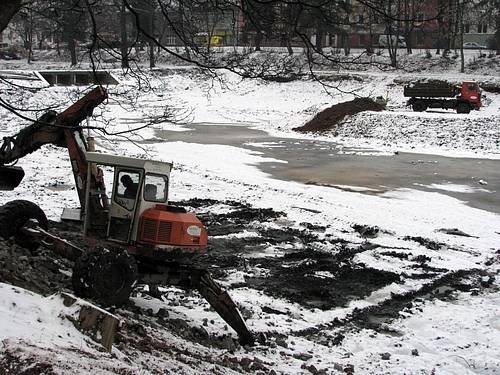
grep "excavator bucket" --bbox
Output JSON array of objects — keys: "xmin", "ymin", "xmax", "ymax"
[
  {"xmin": 194, "ymin": 271, "xmax": 255, "ymax": 345},
  {"xmin": 0, "ymin": 166, "xmax": 25, "ymax": 190}
]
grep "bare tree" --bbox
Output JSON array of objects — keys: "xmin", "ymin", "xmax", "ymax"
[{"xmin": 0, "ymin": 0, "xmax": 21, "ymax": 34}]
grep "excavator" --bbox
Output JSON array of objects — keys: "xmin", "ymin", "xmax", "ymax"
[{"xmin": 0, "ymin": 87, "xmax": 254, "ymax": 344}]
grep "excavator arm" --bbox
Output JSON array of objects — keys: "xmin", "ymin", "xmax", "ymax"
[
  {"xmin": 0, "ymin": 87, "xmax": 107, "ymax": 198},
  {"xmin": 137, "ymin": 259, "xmax": 255, "ymax": 345}
]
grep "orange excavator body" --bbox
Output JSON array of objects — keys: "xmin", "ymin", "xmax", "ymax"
[{"xmin": 137, "ymin": 205, "xmax": 208, "ymax": 249}]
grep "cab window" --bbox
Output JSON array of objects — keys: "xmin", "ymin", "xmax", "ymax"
[
  {"xmin": 115, "ymin": 170, "xmax": 140, "ymax": 210},
  {"xmin": 144, "ymin": 173, "xmax": 168, "ymax": 203}
]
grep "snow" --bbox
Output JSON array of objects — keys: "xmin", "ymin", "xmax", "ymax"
[
  {"xmin": 415, "ymin": 183, "xmax": 492, "ymax": 193},
  {"xmin": 1, "ymin": 55, "xmax": 500, "ymax": 373},
  {"xmin": 342, "ymin": 279, "xmax": 500, "ymax": 374},
  {"xmin": 0, "ymin": 284, "xmax": 87, "ymax": 348}
]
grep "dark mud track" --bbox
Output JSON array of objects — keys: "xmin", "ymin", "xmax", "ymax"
[{"xmin": 182, "ymin": 199, "xmax": 400, "ymax": 310}]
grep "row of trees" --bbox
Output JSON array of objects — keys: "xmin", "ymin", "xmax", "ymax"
[{"xmin": 1, "ymin": 0, "xmax": 499, "ymax": 71}]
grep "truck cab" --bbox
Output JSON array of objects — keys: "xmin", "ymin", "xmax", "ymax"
[
  {"xmin": 81, "ymin": 152, "xmax": 208, "ymax": 254},
  {"xmin": 460, "ymin": 81, "xmax": 482, "ymax": 109}
]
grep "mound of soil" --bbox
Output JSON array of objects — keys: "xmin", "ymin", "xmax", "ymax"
[
  {"xmin": 480, "ymin": 83, "xmax": 500, "ymax": 93},
  {"xmin": 294, "ymin": 97, "xmax": 385, "ymax": 133}
]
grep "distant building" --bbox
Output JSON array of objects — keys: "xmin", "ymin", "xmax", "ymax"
[
  {"xmin": 463, "ymin": 6, "xmax": 496, "ymax": 46},
  {"xmin": 337, "ymin": 0, "xmax": 496, "ymax": 50}
]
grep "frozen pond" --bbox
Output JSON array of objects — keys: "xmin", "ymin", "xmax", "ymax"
[{"xmin": 156, "ymin": 123, "xmax": 500, "ymax": 214}]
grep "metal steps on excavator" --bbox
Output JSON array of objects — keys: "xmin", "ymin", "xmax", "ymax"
[{"xmin": 0, "ymin": 166, "xmax": 25, "ymax": 190}]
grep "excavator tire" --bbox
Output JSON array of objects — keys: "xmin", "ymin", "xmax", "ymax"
[
  {"xmin": 0, "ymin": 200, "xmax": 48, "ymax": 251},
  {"xmin": 0, "ymin": 166, "xmax": 25, "ymax": 190},
  {"xmin": 72, "ymin": 248, "xmax": 138, "ymax": 307}
]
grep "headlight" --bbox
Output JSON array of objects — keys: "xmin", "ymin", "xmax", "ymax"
[
  {"xmin": 187, "ymin": 225, "xmax": 202, "ymax": 236},
  {"xmin": 470, "ymin": 95, "xmax": 477, "ymax": 100}
]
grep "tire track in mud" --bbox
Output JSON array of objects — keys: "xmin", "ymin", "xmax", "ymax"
[
  {"xmin": 288, "ymin": 268, "xmax": 494, "ymax": 347},
  {"xmin": 185, "ymin": 199, "xmax": 401, "ymax": 310}
]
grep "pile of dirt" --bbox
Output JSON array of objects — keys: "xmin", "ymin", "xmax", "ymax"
[
  {"xmin": 480, "ymin": 82, "xmax": 500, "ymax": 93},
  {"xmin": 294, "ymin": 97, "xmax": 385, "ymax": 133}
]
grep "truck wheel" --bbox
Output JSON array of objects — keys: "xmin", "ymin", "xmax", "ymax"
[
  {"xmin": 72, "ymin": 248, "xmax": 138, "ymax": 307},
  {"xmin": 0, "ymin": 200, "xmax": 48, "ymax": 251},
  {"xmin": 457, "ymin": 103, "xmax": 470, "ymax": 114},
  {"xmin": 412, "ymin": 102, "xmax": 426, "ymax": 112}
]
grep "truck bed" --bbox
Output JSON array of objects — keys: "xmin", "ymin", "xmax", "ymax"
[{"xmin": 403, "ymin": 84, "xmax": 458, "ymax": 98}]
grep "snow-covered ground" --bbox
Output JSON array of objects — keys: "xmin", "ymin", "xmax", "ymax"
[{"xmin": 1, "ymin": 55, "xmax": 499, "ymax": 374}]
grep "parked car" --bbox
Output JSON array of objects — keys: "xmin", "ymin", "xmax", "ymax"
[
  {"xmin": 462, "ymin": 42, "xmax": 487, "ymax": 49},
  {"xmin": 0, "ymin": 43, "xmax": 21, "ymax": 60},
  {"xmin": 378, "ymin": 34, "xmax": 407, "ymax": 48}
]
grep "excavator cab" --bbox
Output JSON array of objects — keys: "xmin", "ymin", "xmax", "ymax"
[{"xmin": 83, "ymin": 152, "xmax": 208, "ymax": 253}]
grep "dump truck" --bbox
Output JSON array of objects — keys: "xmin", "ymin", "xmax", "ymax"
[
  {"xmin": 0, "ymin": 87, "xmax": 254, "ymax": 344},
  {"xmin": 403, "ymin": 81, "xmax": 481, "ymax": 114}
]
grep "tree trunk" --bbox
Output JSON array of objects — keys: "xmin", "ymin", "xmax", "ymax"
[
  {"xmin": 315, "ymin": 23, "xmax": 324, "ymax": 53},
  {"xmin": 149, "ymin": 39, "xmax": 155, "ymax": 68},
  {"xmin": 404, "ymin": 0, "xmax": 412, "ymax": 54},
  {"xmin": 255, "ymin": 31, "xmax": 262, "ymax": 51},
  {"xmin": 406, "ymin": 32, "xmax": 412, "ymax": 54},
  {"xmin": 496, "ymin": 2, "xmax": 500, "ymax": 55},
  {"xmin": 436, "ymin": 15, "xmax": 441, "ymax": 54},
  {"xmin": 38, "ymin": 32, "xmax": 45, "ymax": 49},
  {"xmin": 452, "ymin": 0, "xmax": 460, "ymax": 52},
  {"xmin": 68, "ymin": 38, "xmax": 77, "ymax": 66},
  {"xmin": 445, "ymin": 0, "xmax": 453, "ymax": 52},
  {"xmin": 367, "ymin": 16, "xmax": 374, "ymax": 54},
  {"xmin": 459, "ymin": 0, "xmax": 464, "ymax": 72},
  {"xmin": 27, "ymin": 10, "xmax": 34, "ymax": 64},
  {"xmin": 389, "ymin": 45, "xmax": 398, "ymax": 67},
  {"xmin": 149, "ymin": 9, "xmax": 155, "ymax": 68},
  {"xmin": 286, "ymin": 35, "xmax": 293, "ymax": 55},
  {"xmin": 388, "ymin": 33, "xmax": 398, "ymax": 67},
  {"xmin": 342, "ymin": 33, "xmax": 350, "ymax": 56},
  {"xmin": 120, "ymin": 2, "xmax": 129, "ymax": 69}
]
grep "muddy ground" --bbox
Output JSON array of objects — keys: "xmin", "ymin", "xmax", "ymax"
[{"xmin": 0, "ymin": 198, "xmax": 498, "ymax": 373}]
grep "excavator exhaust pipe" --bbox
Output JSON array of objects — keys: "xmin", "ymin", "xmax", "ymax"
[{"xmin": 0, "ymin": 166, "xmax": 25, "ymax": 190}]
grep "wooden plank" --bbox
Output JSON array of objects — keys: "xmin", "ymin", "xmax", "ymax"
[{"xmin": 61, "ymin": 293, "xmax": 120, "ymax": 352}]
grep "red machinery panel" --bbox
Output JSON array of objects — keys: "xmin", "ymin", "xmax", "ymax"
[
  {"xmin": 461, "ymin": 81, "xmax": 482, "ymax": 108},
  {"xmin": 138, "ymin": 205, "xmax": 208, "ymax": 249}
]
